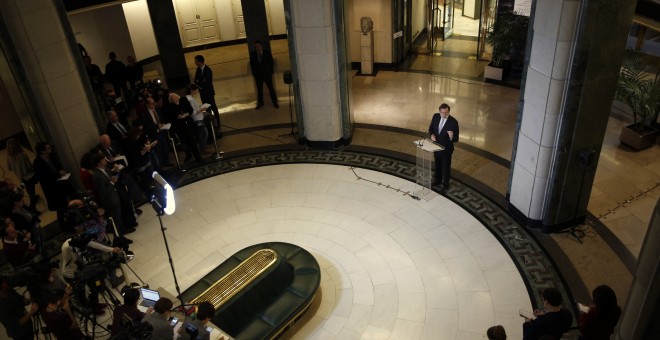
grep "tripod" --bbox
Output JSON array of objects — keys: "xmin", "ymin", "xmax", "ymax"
[{"xmin": 79, "ymin": 278, "xmax": 118, "ymax": 338}]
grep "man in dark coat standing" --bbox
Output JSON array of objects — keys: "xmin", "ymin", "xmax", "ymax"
[
  {"xmin": 428, "ymin": 103, "xmax": 459, "ymax": 194},
  {"xmin": 249, "ymin": 40, "xmax": 278, "ymax": 109},
  {"xmin": 193, "ymin": 55, "xmax": 220, "ymax": 130}
]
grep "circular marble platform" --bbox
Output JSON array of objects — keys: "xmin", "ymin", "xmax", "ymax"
[{"xmin": 128, "ymin": 164, "xmax": 532, "ymax": 339}]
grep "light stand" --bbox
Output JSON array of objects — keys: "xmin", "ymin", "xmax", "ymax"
[
  {"xmin": 208, "ymin": 112, "xmax": 224, "ymax": 160},
  {"xmin": 278, "ymin": 70, "xmax": 297, "ymax": 141},
  {"xmin": 149, "ymin": 172, "xmax": 185, "ymax": 310}
]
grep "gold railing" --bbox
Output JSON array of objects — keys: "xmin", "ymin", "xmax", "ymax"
[{"xmin": 190, "ymin": 249, "xmax": 278, "ymax": 309}]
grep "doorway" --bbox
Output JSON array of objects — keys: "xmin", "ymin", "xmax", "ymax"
[{"xmin": 174, "ymin": 0, "xmax": 221, "ymax": 47}]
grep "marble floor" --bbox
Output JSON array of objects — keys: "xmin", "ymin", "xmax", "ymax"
[
  {"xmin": 126, "ymin": 164, "xmax": 531, "ymax": 339},
  {"xmin": 1, "ymin": 32, "xmax": 658, "ymax": 339}
]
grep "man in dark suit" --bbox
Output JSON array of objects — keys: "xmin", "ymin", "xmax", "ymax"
[
  {"xmin": 138, "ymin": 97, "xmax": 171, "ymax": 166},
  {"xmin": 249, "ymin": 40, "xmax": 278, "ymax": 109},
  {"xmin": 106, "ymin": 110, "xmax": 129, "ymax": 142},
  {"xmin": 193, "ymin": 55, "xmax": 220, "ymax": 130},
  {"xmin": 428, "ymin": 103, "xmax": 459, "ymax": 193},
  {"xmin": 90, "ymin": 153, "xmax": 135, "ymax": 238}
]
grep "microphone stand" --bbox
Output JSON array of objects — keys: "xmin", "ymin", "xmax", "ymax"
[
  {"xmin": 150, "ymin": 195, "xmax": 185, "ymax": 310},
  {"xmin": 208, "ymin": 112, "xmax": 224, "ymax": 160}
]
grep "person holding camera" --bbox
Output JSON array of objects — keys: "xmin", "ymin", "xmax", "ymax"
[
  {"xmin": 8, "ymin": 191, "xmax": 43, "ymax": 254},
  {"xmin": 41, "ymin": 289, "xmax": 85, "ymax": 340},
  {"xmin": 181, "ymin": 301, "xmax": 216, "ymax": 340},
  {"xmin": 0, "ymin": 278, "xmax": 39, "ymax": 340},
  {"xmin": 1, "ymin": 216, "xmax": 37, "ymax": 268},
  {"xmin": 143, "ymin": 297, "xmax": 175, "ymax": 340}
]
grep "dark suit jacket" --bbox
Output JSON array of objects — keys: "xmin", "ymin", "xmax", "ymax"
[
  {"xmin": 33, "ymin": 155, "xmax": 68, "ymax": 211},
  {"xmin": 250, "ymin": 49, "xmax": 274, "ymax": 79},
  {"xmin": 106, "ymin": 121, "xmax": 129, "ymax": 142},
  {"xmin": 194, "ymin": 65, "xmax": 215, "ymax": 96},
  {"xmin": 92, "ymin": 167, "xmax": 120, "ymax": 209},
  {"xmin": 138, "ymin": 107, "xmax": 164, "ymax": 140},
  {"xmin": 428, "ymin": 113, "xmax": 459, "ymax": 152}
]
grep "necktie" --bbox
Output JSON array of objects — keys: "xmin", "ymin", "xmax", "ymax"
[
  {"xmin": 150, "ymin": 109, "xmax": 160, "ymax": 125},
  {"xmin": 258, "ymin": 52, "xmax": 262, "ymax": 64},
  {"xmin": 116, "ymin": 122, "xmax": 127, "ymax": 135},
  {"xmin": 439, "ymin": 117, "xmax": 446, "ymax": 132}
]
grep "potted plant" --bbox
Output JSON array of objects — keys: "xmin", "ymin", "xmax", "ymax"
[
  {"xmin": 484, "ymin": 13, "xmax": 529, "ymax": 81},
  {"xmin": 615, "ymin": 49, "xmax": 660, "ymax": 150}
]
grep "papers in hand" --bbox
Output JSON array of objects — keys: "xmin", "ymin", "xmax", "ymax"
[
  {"xmin": 578, "ymin": 302, "xmax": 589, "ymax": 313},
  {"xmin": 200, "ymin": 103, "xmax": 211, "ymax": 110},
  {"xmin": 519, "ymin": 309, "xmax": 534, "ymax": 319},
  {"xmin": 159, "ymin": 123, "xmax": 172, "ymax": 131},
  {"xmin": 57, "ymin": 173, "xmax": 71, "ymax": 181},
  {"xmin": 113, "ymin": 155, "xmax": 128, "ymax": 167}
]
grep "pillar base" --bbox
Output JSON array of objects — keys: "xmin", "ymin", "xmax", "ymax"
[
  {"xmin": 507, "ymin": 202, "xmax": 586, "ymax": 234},
  {"xmin": 300, "ymin": 137, "xmax": 352, "ymax": 149}
]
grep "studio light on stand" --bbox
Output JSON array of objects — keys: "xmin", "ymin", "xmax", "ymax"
[{"xmin": 150, "ymin": 171, "xmax": 187, "ymax": 311}]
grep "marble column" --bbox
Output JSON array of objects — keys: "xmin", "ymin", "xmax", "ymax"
[
  {"xmin": 614, "ymin": 199, "xmax": 660, "ymax": 339},
  {"xmin": 285, "ymin": 0, "xmax": 353, "ymax": 146},
  {"xmin": 508, "ymin": 0, "xmax": 636, "ymax": 231},
  {"xmin": 0, "ymin": 0, "xmax": 103, "ymax": 189},
  {"xmin": 146, "ymin": 0, "xmax": 189, "ymax": 90}
]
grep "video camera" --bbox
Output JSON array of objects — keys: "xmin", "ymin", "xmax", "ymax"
[
  {"xmin": 65, "ymin": 194, "xmax": 100, "ymax": 230},
  {"xmin": 0, "ymin": 257, "xmax": 59, "ymax": 289}
]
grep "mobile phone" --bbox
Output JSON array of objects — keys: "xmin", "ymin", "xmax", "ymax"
[{"xmin": 169, "ymin": 316, "xmax": 178, "ymax": 326}]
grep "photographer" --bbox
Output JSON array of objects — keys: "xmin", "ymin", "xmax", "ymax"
[
  {"xmin": 41, "ymin": 289, "xmax": 84, "ymax": 339},
  {"xmin": 8, "ymin": 191, "xmax": 43, "ymax": 254},
  {"xmin": 0, "ymin": 277, "xmax": 39, "ymax": 340},
  {"xmin": 1, "ymin": 217, "xmax": 37, "ymax": 268}
]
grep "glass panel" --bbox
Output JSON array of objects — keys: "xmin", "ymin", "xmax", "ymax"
[{"xmin": 443, "ymin": 0, "xmax": 454, "ymax": 39}]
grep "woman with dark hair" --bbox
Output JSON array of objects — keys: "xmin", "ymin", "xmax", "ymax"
[
  {"xmin": 32, "ymin": 142, "xmax": 72, "ymax": 230},
  {"xmin": 6, "ymin": 138, "xmax": 39, "ymax": 211},
  {"xmin": 579, "ymin": 285, "xmax": 621, "ymax": 339},
  {"xmin": 487, "ymin": 325, "xmax": 507, "ymax": 340}
]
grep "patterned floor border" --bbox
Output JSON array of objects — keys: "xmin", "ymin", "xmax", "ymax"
[{"xmin": 175, "ymin": 149, "xmax": 573, "ymax": 312}]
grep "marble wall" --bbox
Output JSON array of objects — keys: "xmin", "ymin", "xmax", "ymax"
[{"xmin": 0, "ymin": 0, "xmax": 99, "ymax": 185}]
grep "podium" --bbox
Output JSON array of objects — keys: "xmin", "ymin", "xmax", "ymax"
[{"xmin": 413, "ymin": 139, "xmax": 444, "ymax": 201}]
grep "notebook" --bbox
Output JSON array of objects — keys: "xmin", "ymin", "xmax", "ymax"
[{"xmin": 139, "ymin": 287, "xmax": 160, "ymax": 308}]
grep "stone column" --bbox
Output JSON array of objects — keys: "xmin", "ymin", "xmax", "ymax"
[
  {"xmin": 0, "ymin": 0, "xmax": 103, "ymax": 189},
  {"xmin": 241, "ymin": 0, "xmax": 271, "ymax": 49},
  {"xmin": 146, "ymin": 0, "xmax": 189, "ymax": 90},
  {"xmin": 614, "ymin": 199, "xmax": 660, "ymax": 339},
  {"xmin": 286, "ymin": 0, "xmax": 353, "ymax": 146},
  {"xmin": 508, "ymin": 0, "xmax": 636, "ymax": 231}
]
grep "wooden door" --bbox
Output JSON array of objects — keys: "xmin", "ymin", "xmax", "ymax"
[
  {"xmin": 176, "ymin": 0, "xmax": 201, "ymax": 45},
  {"xmin": 197, "ymin": 0, "xmax": 221, "ymax": 42},
  {"xmin": 231, "ymin": 0, "xmax": 246, "ymax": 38}
]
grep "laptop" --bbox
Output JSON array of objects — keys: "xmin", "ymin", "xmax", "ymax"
[{"xmin": 139, "ymin": 287, "xmax": 160, "ymax": 308}]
